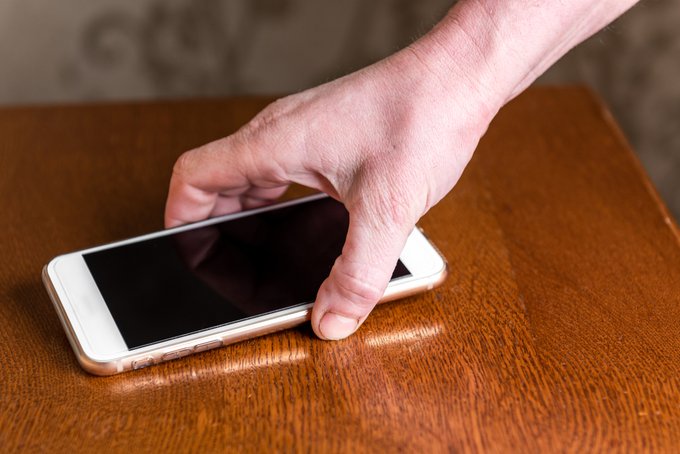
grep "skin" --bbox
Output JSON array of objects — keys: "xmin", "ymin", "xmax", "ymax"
[{"xmin": 165, "ymin": 0, "xmax": 640, "ymax": 340}]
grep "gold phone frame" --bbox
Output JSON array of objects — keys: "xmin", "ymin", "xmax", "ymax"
[{"xmin": 42, "ymin": 196, "xmax": 448, "ymax": 376}]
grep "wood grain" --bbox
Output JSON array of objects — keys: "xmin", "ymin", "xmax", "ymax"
[{"xmin": 1, "ymin": 88, "xmax": 679, "ymax": 452}]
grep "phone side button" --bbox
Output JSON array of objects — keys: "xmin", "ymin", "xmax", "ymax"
[
  {"xmin": 161, "ymin": 349, "xmax": 193, "ymax": 361},
  {"xmin": 132, "ymin": 357, "xmax": 154, "ymax": 370},
  {"xmin": 161, "ymin": 352, "xmax": 177, "ymax": 361},
  {"xmin": 194, "ymin": 340, "xmax": 222, "ymax": 353}
]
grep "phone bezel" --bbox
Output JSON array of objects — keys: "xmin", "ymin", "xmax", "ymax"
[{"xmin": 44, "ymin": 194, "xmax": 447, "ymax": 374}]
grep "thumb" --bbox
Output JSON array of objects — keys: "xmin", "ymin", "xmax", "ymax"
[{"xmin": 311, "ymin": 203, "xmax": 415, "ymax": 340}]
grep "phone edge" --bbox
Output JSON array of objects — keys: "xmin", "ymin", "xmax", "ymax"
[
  {"xmin": 42, "ymin": 265, "xmax": 118, "ymax": 375},
  {"xmin": 41, "ymin": 197, "xmax": 449, "ymax": 376},
  {"xmin": 43, "ymin": 258, "xmax": 448, "ymax": 376}
]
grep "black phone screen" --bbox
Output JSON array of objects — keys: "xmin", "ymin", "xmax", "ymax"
[{"xmin": 83, "ymin": 197, "xmax": 411, "ymax": 349}]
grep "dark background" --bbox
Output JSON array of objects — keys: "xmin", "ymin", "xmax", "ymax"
[{"xmin": 0, "ymin": 0, "xmax": 676, "ymax": 218}]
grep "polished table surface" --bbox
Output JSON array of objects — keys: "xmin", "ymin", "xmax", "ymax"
[{"xmin": 1, "ymin": 87, "xmax": 679, "ymax": 452}]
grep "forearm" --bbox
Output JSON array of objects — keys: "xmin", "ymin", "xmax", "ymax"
[{"xmin": 410, "ymin": 0, "xmax": 640, "ymax": 115}]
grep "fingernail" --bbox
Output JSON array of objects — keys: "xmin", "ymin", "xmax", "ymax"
[{"xmin": 319, "ymin": 312, "xmax": 359, "ymax": 340}]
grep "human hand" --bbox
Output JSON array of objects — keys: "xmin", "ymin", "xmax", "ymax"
[
  {"xmin": 165, "ymin": 0, "xmax": 640, "ymax": 340},
  {"xmin": 164, "ymin": 36, "xmax": 501, "ymax": 340}
]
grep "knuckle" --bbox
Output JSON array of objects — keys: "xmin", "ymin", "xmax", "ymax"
[
  {"xmin": 380, "ymin": 191, "xmax": 415, "ymax": 227},
  {"xmin": 364, "ymin": 187, "xmax": 418, "ymax": 231},
  {"xmin": 172, "ymin": 151, "xmax": 196, "ymax": 179},
  {"xmin": 332, "ymin": 260, "xmax": 384, "ymax": 309},
  {"xmin": 232, "ymin": 102, "xmax": 296, "ymax": 185},
  {"xmin": 239, "ymin": 99, "xmax": 287, "ymax": 137},
  {"xmin": 229, "ymin": 134, "xmax": 288, "ymax": 185},
  {"xmin": 354, "ymin": 161, "xmax": 422, "ymax": 229}
]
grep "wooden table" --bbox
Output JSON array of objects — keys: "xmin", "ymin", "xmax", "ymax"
[{"xmin": 1, "ymin": 87, "xmax": 679, "ymax": 452}]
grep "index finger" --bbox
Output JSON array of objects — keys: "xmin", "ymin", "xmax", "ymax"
[{"xmin": 164, "ymin": 135, "xmax": 290, "ymax": 228}]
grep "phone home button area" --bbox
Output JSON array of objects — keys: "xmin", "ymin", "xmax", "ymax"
[{"xmin": 132, "ymin": 357, "xmax": 154, "ymax": 370}]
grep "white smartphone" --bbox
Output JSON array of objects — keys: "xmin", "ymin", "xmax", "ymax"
[{"xmin": 43, "ymin": 194, "xmax": 447, "ymax": 376}]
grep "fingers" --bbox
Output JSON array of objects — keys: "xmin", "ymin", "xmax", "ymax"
[
  {"xmin": 165, "ymin": 133, "xmax": 290, "ymax": 228},
  {"xmin": 239, "ymin": 185, "xmax": 290, "ymax": 210},
  {"xmin": 311, "ymin": 202, "xmax": 415, "ymax": 340},
  {"xmin": 207, "ymin": 185, "xmax": 290, "ymax": 219}
]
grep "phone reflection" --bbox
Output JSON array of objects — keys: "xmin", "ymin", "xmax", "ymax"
[
  {"xmin": 363, "ymin": 324, "xmax": 442, "ymax": 347},
  {"xmin": 171, "ymin": 197, "xmax": 349, "ymax": 316},
  {"xmin": 105, "ymin": 320, "xmax": 444, "ymax": 394},
  {"xmin": 106, "ymin": 342, "xmax": 310, "ymax": 393}
]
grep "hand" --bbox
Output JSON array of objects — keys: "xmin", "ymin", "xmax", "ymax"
[
  {"xmin": 165, "ymin": 0, "xmax": 639, "ymax": 340},
  {"xmin": 165, "ymin": 41, "xmax": 499, "ymax": 340}
]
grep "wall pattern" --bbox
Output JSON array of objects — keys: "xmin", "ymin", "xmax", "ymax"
[{"xmin": 0, "ymin": 0, "xmax": 677, "ymax": 218}]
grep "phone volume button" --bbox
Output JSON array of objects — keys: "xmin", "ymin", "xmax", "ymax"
[
  {"xmin": 161, "ymin": 349, "xmax": 192, "ymax": 362},
  {"xmin": 161, "ymin": 352, "xmax": 178, "ymax": 361},
  {"xmin": 194, "ymin": 340, "xmax": 222, "ymax": 353},
  {"xmin": 132, "ymin": 357, "xmax": 154, "ymax": 370}
]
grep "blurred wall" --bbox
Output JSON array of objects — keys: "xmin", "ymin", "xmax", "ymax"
[{"xmin": 0, "ymin": 0, "xmax": 677, "ymax": 218}]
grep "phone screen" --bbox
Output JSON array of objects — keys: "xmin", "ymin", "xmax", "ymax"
[{"xmin": 83, "ymin": 197, "xmax": 411, "ymax": 349}]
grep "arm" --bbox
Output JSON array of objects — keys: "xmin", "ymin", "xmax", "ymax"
[
  {"xmin": 416, "ymin": 0, "xmax": 638, "ymax": 104},
  {"xmin": 165, "ymin": 0, "xmax": 640, "ymax": 340}
]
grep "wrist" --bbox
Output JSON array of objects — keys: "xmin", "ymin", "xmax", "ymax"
[
  {"xmin": 399, "ymin": 3, "xmax": 511, "ymax": 127},
  {"xmin": 405, "ymin": 0, "xmax": 639, "ymax": 113}
]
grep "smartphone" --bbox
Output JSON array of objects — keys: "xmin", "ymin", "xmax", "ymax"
[{"xmin": 42, "ymin": 194, "xmax": 447, "ymax": 375}]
